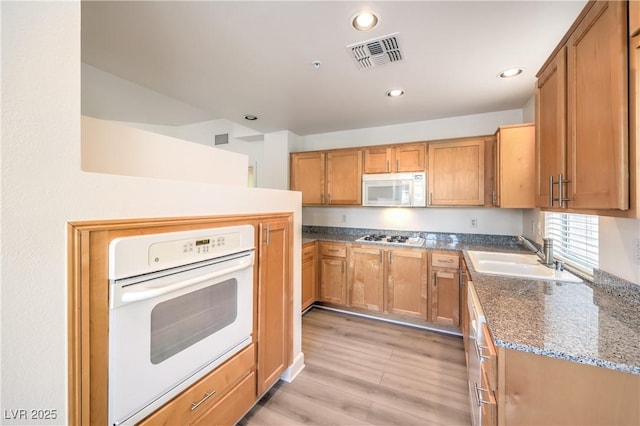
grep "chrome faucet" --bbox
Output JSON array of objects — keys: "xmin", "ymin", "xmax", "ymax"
[{"xmin": 517, "ymin": 236, "xmax": 554, "ymax": 267}]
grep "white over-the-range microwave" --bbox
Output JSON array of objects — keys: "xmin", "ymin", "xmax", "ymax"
[{"xmin": 362, "ymin": 172, "xmax": 427, "ymax": 207}]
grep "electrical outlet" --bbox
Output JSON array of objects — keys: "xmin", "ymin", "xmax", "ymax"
[{"xmin": 470, "ymin": 218, "xmax": 478, "ymax": 228}]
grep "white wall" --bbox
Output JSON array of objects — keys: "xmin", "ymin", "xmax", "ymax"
[
  {"xmin": 304, "ymin": 206, "xmax": 524, "ymax": 236},
  {"xmin": 297, "ymin": 109, "xmax": 524, "ymax": 151},
  {"xmin": 1, "ymin": 3, "xmax": 302, "ymax": 424},
  {"xmin": 82, "ymin": 116, "xmax": 248, "ymax": 186}
]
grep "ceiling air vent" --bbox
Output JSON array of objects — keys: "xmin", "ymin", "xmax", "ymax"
[{"xmin": 346, "ymin": 32, "xmax": 403, "ymax": 70}]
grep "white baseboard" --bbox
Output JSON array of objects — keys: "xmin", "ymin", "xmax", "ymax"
[{"xmin": 279, "ymin": 351, "xmax": 305, "ymax": 383}]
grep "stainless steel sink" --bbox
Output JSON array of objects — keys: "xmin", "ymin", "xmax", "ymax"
[{"xmin": 467, "ymin": 250, "xmax": 582, "ymax": 282}]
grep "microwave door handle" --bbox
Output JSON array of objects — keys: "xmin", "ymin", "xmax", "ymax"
[{"xmin": 117, "ymin": 256, "xmax": 253, "ymax": 304}]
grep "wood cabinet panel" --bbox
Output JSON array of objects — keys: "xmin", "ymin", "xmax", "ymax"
[
  {"xmin": 290, "ymin": 152, "xmax": 325, "ymax": 205},
  {"xmin": 566, "ymin": 0, "xmax": 628, "ymax": 210},
  {"xmin": 430, "ymin": 269, "xmax": 460, "ymax": 326},
  {"xmin": 386, "ymin": 249, "xmax": 428, "ymax": 319},
  {"xmin": 257, "ymin": 219, "xmax": 292, "ymax": 395},
  {"xmin": 326, "ymin": 149, "xmax": 363, "ymax": 205},
  {"xmin": 319, "ymin": 242, "xmax": 347, "ymax": 305},
  {"xmin": 363, "ymin": 143, "xmax": 426, "ymax": 173},
  {"xmin": 536, "ymin": 48, "xmax": 567, "ymax": 208},
  {"xmin": 395, "ymin": 143, "xmax": 426, "ymax": 172},
  {"xmin": 429, "ymin": 139, "xmax": 485, "ymax": 206},
  {"xmin": 631, "ymin": 0, "xmax": 640, "ymax": 36},
  {"xmin": 139, "ymin": 344, "xmax": 254, "ymax": 426},
  {"xmin": 494, "ymin": 124, "xmax": 535, "ymax": 208},
  {"xmin": 192, "ymin": 372, "xmax": 256, "ymax": 426},
  {"xmin": 301, "ymin": 243, "xmax": 317, "ymax": 311},
  {"xmin": 363, "ymin": 147, "xmax": 393, "ymax": 173},
  {"xmin": 348, "ymin": 246, "xmax": 384, "ymax": 312}
]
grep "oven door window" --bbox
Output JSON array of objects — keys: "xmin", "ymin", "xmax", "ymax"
[{"xmin": 150, "ymin": 278, "xmax": 237, "ymax": 364}]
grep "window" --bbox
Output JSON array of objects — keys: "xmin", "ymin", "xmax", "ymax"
[{"xmin": 544, "ymin": 212, "xmax": 599, "ymax": 275}]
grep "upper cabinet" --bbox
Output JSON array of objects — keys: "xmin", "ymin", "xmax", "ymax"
[
  {"xmin": 536, "ymin": 0, "xmax": 629, "ymax": 211},
  {"xmin": 363, "ymin": 143, "xmax": 426, "ymax": 173},
  {"xmin": 290, "ymin": 149, "xmax": 362, "ymax": 206},
  {"xmin": 631, "ymin": 0, "xmax": 640, "ymax": 36},
  {"xmin": 494, "ymin": 124, "xmax": 535, "ymax": 208},
  {"xmin": 428, "ymin": 138, "xmax": 486, "ymax": 206}
]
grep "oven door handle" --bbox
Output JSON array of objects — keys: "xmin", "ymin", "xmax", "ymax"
[{"xmin": 118, "ymin": 256, "xmax": 253, "ymax": 304}]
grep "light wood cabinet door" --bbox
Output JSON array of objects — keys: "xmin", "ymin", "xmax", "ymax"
[
  {"xmin": 536, "ymin": 48, "xmax": 567, "ymax": 208},
  {"xmin": 363, "ymin": 143, "xmax": 426, "ymax": 173},
  {"xmin": 301, "ymin": 243, "xmax": 317, "ymax": 311},
  {"xmin": 566, "ymin": 0, "xmax": 628, "ymax": 210},
  {"xmin": 348, "ymin": 246, "xmax": 384, "ymax": 312},
  {"xmin": 394, "ymin": 143, "xmax": 426, "ymax": 172},
  {"xmin": 631, "ymin": 0, "xmax": 640, "ymax": 36},
  {"xmin": 257, "ymin": 219, "xmax": 291, "ymax": 395},
  {"xmin": 290, "ymin": 152, "xmax": 325, "ymax": 205},
  {"xmin": 326, "ymin": 149, "xmax": 363, "ymax": 205},
  {"xmin": 386, "ymin": 249, "xmax": 428, "ymax": 319},
  {"xmin": 428, "ymin": 139, "xmax": 485, "ymax": 206},
  {"xmin": 494, "ymin": 124, "xmax": 535, "ymax": 208},
  {"xmin": 363, "ymin": 147, "xmax": 393, "ymax": 173},
  {"xmin": 430, "ymin": 253, "xmax": 460, "ymax": 326},
  {"xmin": 319, "ymin": 258, "xmax": 347, "ymax": 305}
]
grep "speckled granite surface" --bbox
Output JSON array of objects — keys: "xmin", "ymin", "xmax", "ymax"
[
  {"xmin": 463, "ymin": 252, "xmax": 640, "ymax": 375},
  {"xmin": 303, "ymin": 226, "xmax": 640, "ymax": 375}
]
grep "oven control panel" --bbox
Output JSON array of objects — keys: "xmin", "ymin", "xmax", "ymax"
[
  {"xmin": 108, "ymin": 224, "xmax": 255, "ymax": 280},
  {"xmin": 149, "ymin": 232, "xmax": 241, "ymax": 267}
]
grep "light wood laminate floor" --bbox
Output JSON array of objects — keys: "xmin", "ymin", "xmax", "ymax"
[{"xmin": 239, "ymin": 308, "xmax": 471, "ymax": 426}]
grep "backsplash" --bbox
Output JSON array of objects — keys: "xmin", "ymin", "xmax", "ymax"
[{"xmin": 302, "ymin": 225, "xmax": 521, "ymax": 247}]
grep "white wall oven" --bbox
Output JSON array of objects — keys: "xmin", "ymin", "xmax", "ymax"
[{"xmin": 107, "ymin": 225, "xmax": 255, "ymax": 426}]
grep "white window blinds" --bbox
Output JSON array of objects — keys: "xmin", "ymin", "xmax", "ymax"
[{"xmin": 544, "ymin": 212, "xmax": 599, "ymax": 275}]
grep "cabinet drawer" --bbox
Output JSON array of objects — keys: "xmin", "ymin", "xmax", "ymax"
[
  {"xmin": 479, "ymin": 323, "xmax": 498, "ymax": 392},
  {"xmin": 192, "ymin": 371, "xmax": 256, "ymax": 426},
  {"xmin": 302, "ymin": 243, "xmax": 316, "ymax": 260},
  {"xmin": 431, "ymin": 253, "xmax": 459, "ymax": 268},
  {"xmin": 321, "ymin": 243, "xmax": 346, "ymax": 257},
  {"xmin": 479, "ymin": 366, "xmax": 497, "ymax": 426},
  {"xmin": 139, "ymin": 344, "xmax": 255, "ymax": 426}
]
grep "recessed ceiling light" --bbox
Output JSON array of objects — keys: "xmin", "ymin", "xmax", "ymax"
[
  {"xmin": 498, "ymin": 67, "xmax": 524, "ymax": 78},
  {"xmin": 386, "ymin": 89, "xmax": 404, "ymax": 97},
  {"xmin": 352, "ymin": 11, "xmax": 379, "ymax": 31},
  {"xmin": 243, "ymin": 114, "xmax": 258, "ymax": 121}
]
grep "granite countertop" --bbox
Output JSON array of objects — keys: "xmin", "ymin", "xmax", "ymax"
[
  {"xmin": 303, "ymin": 226, "xmax": 640, "ymax": 375},
  {"xmin": 462, "ymin": 251, "xmax": 640, "ymax": 375}
]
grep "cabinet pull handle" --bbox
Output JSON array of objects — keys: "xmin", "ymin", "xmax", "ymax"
[
  {"xmin": 474, "ymin": 383, "xmax": 492, "ymax": 406},
  {"xmin": 492, "ymin": 191, "xmax": 497, "ymax": 206},
  {"xmin": 459, "ymin": 269, "xmax": 465, "ymax": 286},
  {"xmin": 386, "ymin": 160, "xmax": 390, "ymax": 172},
  {"xmin": 328, "ymin": 193, "xmax": 331, "ymax": 204},
  {"xmin": 433, "ymin": 272, "xmax": 437, "ymax": 286},
  {"xmin": 549, "ymin": 175, "xmax": 555, "ymax": 207},
  {"xmin": 341, "ymin": 262, "xmax": 344, "ymax": 273},
  {"xmin": 265, "ymin": 224, "xmax": 270, "ymax": 246},
  {"xmin": 388, "ymin": 251, "xmax": 392, "ymax": 264},
  {"xmin": 320, "ymin": 193, "xmax": 324, "ymax": 204},
  {"xmin": 328, "ymin": 249, "xmax": 339, "ymax": 253},
  {"xmin": 396, "ymin": 159, "xmax": 399, "ymax": 171},
  {"xmin": 191, "ymin": 390, "xmax": 217, "ymax": 411},
  {"xmin": 429, "ymin": 192, "xmax": 433, "ymax": 206},
  {"xmin": 558, "ymin": 173, "xmax": 571, "ymax": 208}
]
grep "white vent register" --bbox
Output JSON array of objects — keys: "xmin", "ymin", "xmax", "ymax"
[{"xmin": 346, "ymin": 32, "xmax": 404, "ymax": 70}]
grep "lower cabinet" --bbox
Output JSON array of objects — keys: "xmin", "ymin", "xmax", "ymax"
[
  {"xmin": 319, "ymin": 242, "xmax": 348, "ymax": 305},
  {"xmin": 386, "ymin": 248, "xmax": 429, "ymax": 319},
  {"xmin": 348, "ymin": 245, "xmax": 384, "ymax": 311},
  {"xmin": 301, "ymin": 242, "xmax": 317, "ymax": 311},
  {"xmin": 257, "ymin": 219, "xmax": 292, "ymax": 395},
  {"xmin": 139, "ymin": 344, "xmax": 255, "ymax": 426},
  {"xmin": 430, "ymin": 252, "xmax": 461, "ymax": 326}
]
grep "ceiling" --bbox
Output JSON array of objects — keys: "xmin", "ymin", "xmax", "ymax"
[{"xmin": 81, "ymin": 1, "xmax": 587, "ymax": 136}]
